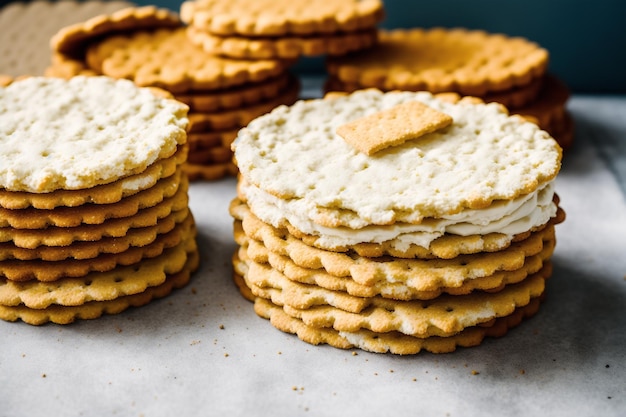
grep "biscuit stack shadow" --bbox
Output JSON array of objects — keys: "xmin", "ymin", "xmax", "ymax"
[
  {"xmin": 229, "ymin": 89, "xmax": 565, "ymax": 354},
  {"xmin": 46, "ymin": 6, "xmax": 300, "ymax": 181},
  {"xmin": 0, "ymin": 76, "xmax": 199, "ymax": 325},
  {"xmin": 325, "ymin": 28, "xmax": 574, "ymax": 150}
]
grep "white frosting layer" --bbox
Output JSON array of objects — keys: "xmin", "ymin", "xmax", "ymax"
[
  {"xmin": 0, "ymin": 76, "xmax": 188, "ymax": 192},
  {"xmin": 241, "ymin": 179, "xmax": 557, "ymax": 250},
  {"xmin": 234, "ymin": 89, "xmax": 562, "ymax": 224}
]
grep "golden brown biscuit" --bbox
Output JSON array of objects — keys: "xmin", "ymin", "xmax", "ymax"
[
  {"xmin": 86, "ymin": 27, "xmax": 292, "ymax": 93},
  {"xmin": 326, "ymin": 28, "xmax": 549, "ymax": 96}
]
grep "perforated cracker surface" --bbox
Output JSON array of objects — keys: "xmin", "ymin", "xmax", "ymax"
[
  {"xmin": 180, "ymin": 0, "xmax": 384, "ymax": 36},
  {"xmin": 326, "ymin": 28, "xmax": 549, "ymax": 96},
  {"xmin": 51, "ymin": 6, "xmax": 182, "ymax": 58},
  {"xmin": 0, "ymin": 77, "xmax": 188, "ymax": 193},
  {"xmin": 234, "ymin": 89, "xmax": 562, "ymax": 226},
  {"xmin": 186, "ymin": 26, "xmax": 379, "ymax": 59},
  {"xmin": 86, "ymin": 28, "xmax": 290, "ymax": 93}
]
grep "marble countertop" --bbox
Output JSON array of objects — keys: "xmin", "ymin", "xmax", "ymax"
[{"xmin": 1, "ymin": 93, "xmax": 625, "ymax": 417}]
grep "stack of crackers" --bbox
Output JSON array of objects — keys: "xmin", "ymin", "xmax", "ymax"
[
  {"xmin": 0, "ymin": 76, "xmax": 198, "ymax": 325},
  {"xmin": 181, "ymin": 0, "xmax": 385, "ymax": 60},
  {"xmin": 325, "ymin": 28, "xmax": 574, "ymax": 150},
  {"xmin": 230, "ymin": 89, "xmax": 565, "ymax": 354},
  {"xmin": 46, "ymin": 6, "xmax": 300, "ymax": 181}
]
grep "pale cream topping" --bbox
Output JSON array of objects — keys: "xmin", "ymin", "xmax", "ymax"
[{"xmin": 240, "ymin": 179, "xmax": 557, "ymax": 250}]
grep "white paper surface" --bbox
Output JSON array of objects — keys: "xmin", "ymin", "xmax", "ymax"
[{"xmin": 1, "ymin": 95, "xmax": 625, "ymax": 417}]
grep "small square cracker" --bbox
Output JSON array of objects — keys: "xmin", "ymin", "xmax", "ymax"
[{"xmin": 336, "ymin": 101, "xmax": 453, "ymax": 155}]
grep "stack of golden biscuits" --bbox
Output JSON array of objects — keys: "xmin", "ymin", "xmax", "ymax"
[
  {"xmin": 0, "ymin": 76, "xmax": 198, "ymax": 325},
  {"xmin": 230, "ymin": 89, "xmax": 566, "ymax": 354},
  {"xmin": 180, "ymin": 0, "xmax": 385, "ymax": 60}
]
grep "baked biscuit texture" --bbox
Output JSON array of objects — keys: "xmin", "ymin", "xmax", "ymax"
[
  {"xmin": 0, "ymin": 241, "xmax": 199, "ymax": 326},
  {"xmin": 0, "ymin": 145, "xmax": 187, "ymax": 210},
  {"xmin": 234, "ymin": 89, "xmax": 561, "ymax": 225},
  {"xmin": 326, "ymin": 28, "xmax": 549, "ymax": 96},
  {"xmin": 324, "ymin": 28, "xmax": 574, "ymax": 150},
  {"xmin": 230, "ymin": 88, "xmax": 565, "ymax": 353},
  {"xmin": 181, "ymin": 0, "xmax": 384, "ymax": 36},
  {"xmin": 0, "ymin": 76, "xmax": 188, "ymax": 193},
  {"xmin": 186, "ymin": 26, "xmax": 379, "ymax": 60},
  {"xmin": 180, "ymin": 0, "xmax": 384, "ymax": 59},
  {"xmin": 0, "ymin": 76, "xmax": 199, "ymax": 325},
  {"xmin": 46, "ymin": 5, "xmax": 301, "ymax": 181},
  {"xmin": 51, "ymin": 5, "xmax": 182, "ymax": 59},
  {"xmin": 251, "ymin": 295, "xmax": 542, "ymax": 355},
  {"xmin": 85, "ymin": 27, "xmax": 291, "ymax": 93}
]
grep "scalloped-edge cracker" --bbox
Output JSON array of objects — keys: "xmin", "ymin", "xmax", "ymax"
[
  {"xmin": 0, "ymin": 176, "xmax": 189, "ymax": 249},
  {"xmin": 244, "ymin": 263, "xmax": 546, "ymax": 338},
  {"xmin": 0, "ymin": 246, "xmax": 200, "ymax": 325},
  {"xmin": 251, "ymin": 288, "xmax": 542, "ymax": 354},
  {"xmin": 0, "ymin": 145, "xmax": 187, "ymax": 210},
  {"xmin": 0, "ymin": 211, "xmax": 195, "ymax": 282},
  {"xmin": 0, "ymin": 207, "xmax": 190, "ymax": 262},
  {"xmin": 50, "ymin": 6, "xmax": 182, "ymax": 59},
  {"xmin": 186, "ymin": 26, "xmax": 378, "ymax": 60},
  {"xmin": 0, "ymin": 222, "xmax": 197, "ymax": 307},
  {"xmin": 0, "ymin": 169, "xmax": 183, "ymax": 229},
  {"xmin": 336, "ymin": 101, "xmax": 453, "ymax": 155}
]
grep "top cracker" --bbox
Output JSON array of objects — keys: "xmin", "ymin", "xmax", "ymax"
[
  {"xmin": 50, "ymin": 6, "xmax": 182, "ymax": 59},
  {"xmin": 326, "ymin": 28, "xmax": 549, "ymax": 96},
  {"xmin": 0, "ymin": 76, "xmax": 188, "ymax": 193},
  {"xmin": 233, "ymin": 89, "xmax": 562, "ymax": 224},
  {"xmin": 180, "ymin": 0, "xmax": 384, "ymax": 36}
]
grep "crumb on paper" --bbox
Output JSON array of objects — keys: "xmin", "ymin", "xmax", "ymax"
[{"xmin": 471, "ymin": 370, "xmax": 480, "ymax": 375}]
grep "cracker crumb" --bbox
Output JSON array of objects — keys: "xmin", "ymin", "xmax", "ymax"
[
  {"xmin": 471, "ymin": 370, "xmax": 480, "ymax": 375},
  {"xmin": 224, "ymin": 353, "xmax": 229, "ymax": 357},
  {"xmin": 351, "ymin": 351, "xmax": 358, "ymax": 356},
  {"xmin": 41, "ymin": 374, "xmax": 46, "ymax": 378},
  {"xmin": 520, "ymin": 369, "xmax": 526, "ymax": 375},
  {"xmin": 412, "ymin": 378, "xmax": 417, "ymax": 382},
  {"xmin": 292, "ymin": 386, "xmax": 298, "ymax": 391},
  {"xmin": 219, "ymin": 324, "xmax": 225, "ymax": 329},
  {"xmin": 191, "ymin": 287, "xmax": 197, "ymax": 294}
]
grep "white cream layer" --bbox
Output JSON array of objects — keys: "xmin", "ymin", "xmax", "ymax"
[{"xmin": 240, "ymin": 179, "xmax": 557, "ymax": 251}]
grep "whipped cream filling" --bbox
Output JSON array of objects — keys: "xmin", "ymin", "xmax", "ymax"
[{"xmin": 240, "ymin": 180, "xmax": 557, "ymax": 250}]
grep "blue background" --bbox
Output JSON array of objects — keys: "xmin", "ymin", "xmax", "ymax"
[{"xmin": 138, "ymin": 0, "xmax": 625, "ymax": 94}]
